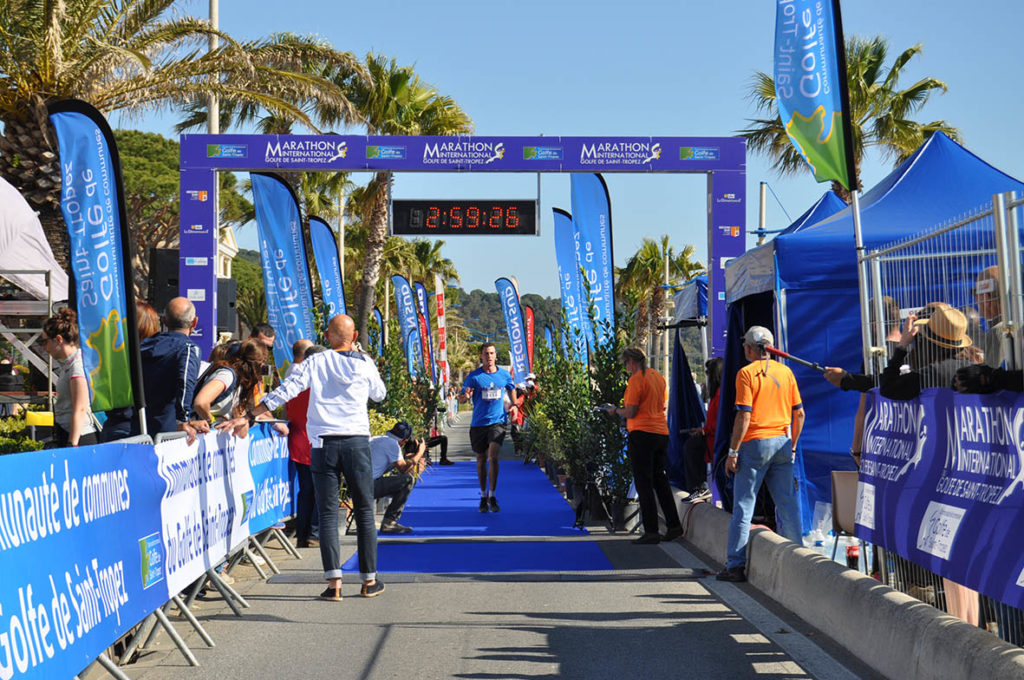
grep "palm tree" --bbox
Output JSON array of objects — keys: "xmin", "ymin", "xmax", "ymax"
[
  {"xmin": 333, "ymin": 53, "xmax": 473, "ymax": 342},
  {"xmin": 0, "ymin": 0, "xmax": 366, "ymax": 269},
  {"xmin": 406, "ymin": 239, "xmax": 460, "ymax": 288},
  {"xmin": 618, "ymin": 236, "xmax": 704, "ymax": 347},
  {"xmin": 739, "ymin": 36, "xmax": 961, "ymax": 201}
]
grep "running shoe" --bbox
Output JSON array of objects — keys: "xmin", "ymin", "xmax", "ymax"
[
  {"xmin": 361, "ymin": 580, "xmax": 385, "ymax": 598},
  {"xmin": 479, "ymin": 497, "xmax": 489, "ymax": 513},
  {"xmin": 716, "ymin": 566, "xmax": 746, "ymax": 582},
  {"xmin": 489, "ymin": 496, "xmax": 500, "ymax": 512},
  {"xmin": 319, "ymin": 586, "xmax": 342, "ymax": 601},
  {"xmin": 439, "ymin": 458, "xmax": 455, "ymax": 465},
  {"xmin": 380, "ymin": 521, "xmax": 413, "ymax": 534}
]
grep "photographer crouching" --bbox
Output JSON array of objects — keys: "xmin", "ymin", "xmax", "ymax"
[{"xmin": 368, "ymin": 421, "xmax": 427, "ymax": 534}]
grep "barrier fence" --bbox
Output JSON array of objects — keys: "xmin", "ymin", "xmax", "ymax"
[
  {"xmin": 857, "ymin": 192, "xmax": 1024, "ymax": 644},
  {"xmin": 0, "ymin": 424, "xmax": 291, "ymax": 678}
]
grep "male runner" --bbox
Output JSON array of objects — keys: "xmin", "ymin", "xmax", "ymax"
[{"xmin": 459, "ymin": 343, "xmax": 518, "ymax": 512}]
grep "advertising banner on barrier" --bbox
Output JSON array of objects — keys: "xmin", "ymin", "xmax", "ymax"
[
  {"xmin": 48, "ymin": 100, "xmax": 142, "ymax": 413},
  {"xmin": 251, "ymin": 173, "xmax": 316, "ymax": 376},
  {"xmin": 856, "ymin": 389, "xmax": 1024, "ymax": 608},
  {"xmin": 552, "ymin": 208, "xmax": 588, "ymax": 363},
  {"xmin": 0, "ymin": 426, "xmax": 292, "ymax": 678},
  {"xmin": 157, "ymin": 432, "xmax": 252, "ymax": 595},
  {"xmin": 570, "ymin": 174, "xmax": 615, "ymax": 350},
  {"xmin": 0, "ymin": 442, "xmax": 167, "ymax": 679},
  {"xmin": 495, "ymin": 277, "xmax": 529, "ymax": 386},
  {"xmin": 308, "ymin": 216, "xmax": 346, "ymax": 320}
]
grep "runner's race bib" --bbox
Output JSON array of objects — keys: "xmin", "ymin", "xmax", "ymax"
[{"xmin": 481, "ymin": 387, "xmax": 501, "ymax": 401}]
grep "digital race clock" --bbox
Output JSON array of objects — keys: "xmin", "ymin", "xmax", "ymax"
[{"xmin": 391, "ymin": 199, "xmax": 538, "ymax": 236}]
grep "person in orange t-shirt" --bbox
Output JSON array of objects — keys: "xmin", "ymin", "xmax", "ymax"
[
  {"xmin": 718, "ymin": 326, "xmax": 805, "ymax": 583},
  {"xmin": 604, "ymin": 347, "xmax": 683, "ymax": 545}
]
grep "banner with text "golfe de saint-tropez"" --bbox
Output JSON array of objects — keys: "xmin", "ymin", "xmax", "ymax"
[
  {"xmin": 773, "ymin": 0, "xmax": 854, "ymax": 189},
  {"xmin": 857, "ymin": 389, "xmax": 1024, "ymax": 608},
  {"xmin": 570, "ymin": 174, "xmax": 615, "ymax": 350},
  {"xmin": 250, "ymin": 173, "xmax": 316, "ymax": 376},
  {"xmin": 0, "ymin": 424, "xmax": 290, "ymax": 679},
  {"xmin": 308, "ymin": 216, "xmax": 346, "ymax": 322},
  {"xmin": 552, "ymin": 208, "xmax": 588, "ymax": 363},
  {"xmin": 48, "ymin": 100, "xmax": 143, "ymax": 413},
  {"xmin": 495, "ymin": 277, "xmax": 529, "ymax": 386}
]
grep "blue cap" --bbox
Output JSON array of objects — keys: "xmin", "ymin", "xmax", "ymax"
[{"xmin": 389, "ymin": 421, "xmax": 412, "ymax": 440}]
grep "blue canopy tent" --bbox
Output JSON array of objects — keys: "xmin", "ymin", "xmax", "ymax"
[{"xmin": 718, "ymin": 132, "xmax": 1024, "ymax": 527}]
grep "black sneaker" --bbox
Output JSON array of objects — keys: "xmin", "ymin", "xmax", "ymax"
[
  {"xmin": 489, "ymin": 496, "xmax": 500, "ymax": 512},
  {"xmin": 439, "ymin": 458, "xmax": 455, "ymax": 465},
  {"xmin": 663, "ymin": 526, "xmax": 684, "ymax": 542},
  {"xmin": 632, "ymin": 533, "xmax": 661, "ymax": 545},
  {"xmin": 479, "ymin": 497, "xmax": 489, "ymax": 513},
  {"xmin": 716, "ymin": 566, "xmax": 746, "ymax": 582},
  {"xmin": 360, "ymin": 580, "xmax": 385, "ymax": 598},
  {"xmin": 380, "ymin": 521, "xmax": 412, "ymax": 534},
  {"xmin": 318, "ymin": 586, "xmax": 342, "ymax": 601}
]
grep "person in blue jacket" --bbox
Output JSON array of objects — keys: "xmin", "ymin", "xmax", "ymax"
[
  {"xmin": 458, "ymin": 342, "xmax": 518, "ymax": 513},
  {"xmin": 140, "ymin": 297, "xmax": 209, "ymax": 441}
]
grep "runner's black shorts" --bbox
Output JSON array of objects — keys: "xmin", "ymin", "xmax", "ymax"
[{"xmin": 470, "ymin": 423, "xmax": 507, "ymax": 454}]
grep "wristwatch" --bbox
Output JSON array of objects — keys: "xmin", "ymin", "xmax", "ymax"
[{"xmin": 727, "ymin": 449, "xmax": 738, "ymax": 459}]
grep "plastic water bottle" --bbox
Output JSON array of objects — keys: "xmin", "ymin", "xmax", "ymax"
[{"xmin": 846, "ymin": 544, "xmax": 860, "ymax": 570}]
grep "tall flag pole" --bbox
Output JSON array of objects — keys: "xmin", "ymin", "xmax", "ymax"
[
  {"xmin": 570, "ymin": 173, "xmax": 616, "ymax": 350},
  {"xmin": 251, "ymin": 173, "xmax": 316, "ymax": 377},
  {"xmin": 309, "ymin": 216, "xmax": 347, "ymax": 323},
  {"xmin": 434, "ymin": 273, "xmax": 449, "ymax": 392},
  {"xmin": 524, "ymin": 305, "xmax": 536, "ymax": 371},
  {"xmin": 773, "ymin": 0, "xmax": 867, "ymax": 367},
  {"xmin": 48, "ymin": 99, "xmax": 146, "ymax": 429},
  {"xmin": 552, "ymin": 208, "xmax": 588, "ymax": 363},
  {"xmin": 494, "ymin": 277, "xmax": 530, "ymax": 386}
]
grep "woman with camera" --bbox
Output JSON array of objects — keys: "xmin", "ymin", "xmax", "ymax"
[{"xmin": 604, "ymin": 347, "xmax": 683, "ymax": 545}]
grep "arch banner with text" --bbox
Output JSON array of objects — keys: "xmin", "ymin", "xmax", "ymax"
[{"xmin": 179, "ymin": 134, "xmax": 745, "ymax": 358}]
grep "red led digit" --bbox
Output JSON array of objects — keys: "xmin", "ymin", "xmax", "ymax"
[
  {"xmin": 467, "ymin": 205, "xmax": 479, "ymax": 229},
  {"xmin": 506, "ymin": 205, "xmax": 519, "ymax": 229},
  {"xmin": 427, "ymin": 206, "xmax": 439, "ymax": 229},
  {"xmin": 489, "ymin": 206, "xmax": 502, "ymax": 228},
  {"xmin": 450, "ymin": 205, "xmax": 462, "ymax": 228}
]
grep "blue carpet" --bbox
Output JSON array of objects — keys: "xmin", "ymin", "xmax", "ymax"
[
  {"xmin": 343, "ymin": 540, "xmax": 613, "ymax": 574},
  {"xmin": 376, "ymin": 460, "xmax": 584, "ymax": 538},
  {"xmin": 340, "ymin": 461, "xmax": 603, "ymax": 574}
]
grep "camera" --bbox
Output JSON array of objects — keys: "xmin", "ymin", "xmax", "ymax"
[
  {"xmin": 260, "ymin": 364, "xmax": 272, "ymax": 377},
  {"xmin": 403, "ymin": 437, "xmax": 422, "ymax": 454}
]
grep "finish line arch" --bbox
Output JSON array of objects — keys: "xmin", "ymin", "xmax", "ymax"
[{"xmin": 179, "ymin": 134, "xmax": 745, "ymax": 357}]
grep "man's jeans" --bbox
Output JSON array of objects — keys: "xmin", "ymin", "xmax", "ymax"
[
  {"xmin": 311, "ymin": 436, "xmax": 376, "ymax": 581},
  {"xmin": 726, "ymin": 435, "xmax": 802, "ymax": 569},
  {"xmin": 374, "ymin": 473, "xmax": 414, "ymax": 524}
]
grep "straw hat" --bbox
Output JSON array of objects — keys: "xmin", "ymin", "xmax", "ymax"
[{"xmin": 914, "ymin": 307, "xmax": 971, "ymax": 349}]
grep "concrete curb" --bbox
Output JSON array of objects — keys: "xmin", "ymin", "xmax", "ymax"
[{"xmin": 682, "ymin": 503, "xmax": 1024, "ymax": 680}]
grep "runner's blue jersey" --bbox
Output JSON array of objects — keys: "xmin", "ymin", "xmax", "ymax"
[{"xmin": 463, "ymin": 367, "xmax": 514, "ymax": 427}]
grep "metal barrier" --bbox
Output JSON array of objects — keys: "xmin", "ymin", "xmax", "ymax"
[{"xmin": 859, "ymin": 192, "xmax": 1024, "ymax": 647}]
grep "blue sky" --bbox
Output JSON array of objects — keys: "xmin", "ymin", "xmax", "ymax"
[{"xmin": 127, "ymin": 0, "xmax": 1024, "ymax": 298}]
